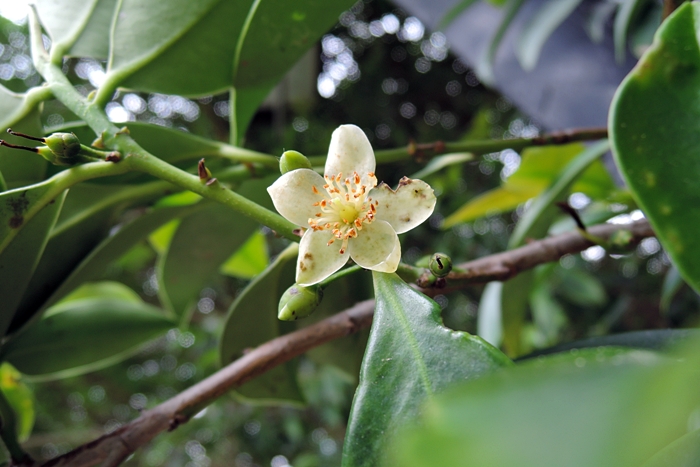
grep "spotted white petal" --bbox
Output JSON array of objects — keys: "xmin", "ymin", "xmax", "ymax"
[
  {"xmin": 370, "ymin": 177, "xmax": 436, "ymax": 234},
  {"xmin": 366, "ymin": 231, "xmax": 401, "ymax": 273},
  {"xmin": 325, "ymin": 124, "xmax": 376, "ymax": 186},
  {"xmin": 349, "ymin": 220, "xmax": 399, "ymax": 272},
  {"xmin": 296, "ymin": 229, "xmax": 349, "ymax": 286},
  {"xmin": 267, "ymin": 169, "xmax": 326, "ymax": 227}
]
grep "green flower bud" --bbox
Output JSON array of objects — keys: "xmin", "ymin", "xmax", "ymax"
[
  {"xmin": 278, "ymin": 284, "xmax": 323, "ymax": 321},
  {"xmin": 428, "ymin": 253, "xmax": 453, "ymax": 278},
  {"xmin": 44, "ymin": 132, "xmax": 81, "ymax": 159},
  {"xmin": 279, "ymin": 150, "xmax": 312, "ymax": 174}
]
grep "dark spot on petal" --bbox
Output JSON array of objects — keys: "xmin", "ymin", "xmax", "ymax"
[
  {"xmin": 398, "ymin": 176, "xmax": 413, "ymax": 187},
  {"xmin": 304, "ymin": 253, "xmax": 313, "ymax": 260},
  {"xmin": 400, "ymin": 216, "xmax": 411, "ymax": 223},
  {"xmin": 300, "ymin": 261, "xmax": 307, "ymax": 272}
]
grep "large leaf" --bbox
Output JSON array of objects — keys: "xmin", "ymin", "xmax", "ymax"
[
  {"xmin": 219, "ymin": 243, "xmax": 304, "ymax": 404},
  {"xmin": 157, "ymin": 203, "xmax": 258, "ymax": 325},
  {"xmin": 342, "ymin": 273, "xmax": 511, "ymax": 467},
  {"xmin": 0, "ymin": 188, "xmax": 66, "ymax": 338},
  {"xmin": 35, "ymin": 0, "xmax": 117, "ymax": 59},
  {"xmin": 443, "ymin": 142, "xmax": 614, "ymax": 227},
  {"xmin": 642, "ymin": 428, "xmax": 700, "ymax": 467},
  {"xmin": 388, "ymin": 344, "xmax": 700, "ymax": 467},
  {"xmin": 610, "ymin": 2, "xmax": 700, "ymax": 293},
  {"xmin": 0, "ymin": 283, "xmax": 175, "ymax": 378},
  {"xmin": 515, "ymin": 0, "xmax": 584, "ymax": 71},
  {"xmin": 220, "ymin": 230, "xmax": 269, "ymax": 279}
]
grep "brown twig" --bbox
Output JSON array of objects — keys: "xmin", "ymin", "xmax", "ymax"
[
  {"xmin": 36, "ymin": 219, "xmax": 653, "ymax": 466},
  {"xmin": 445, "ymin": 219, "xmax": 653, "ymax": 285},
  {"xmin": 38, "ymin": 300, "xmax": 375, "ymax": 467}
]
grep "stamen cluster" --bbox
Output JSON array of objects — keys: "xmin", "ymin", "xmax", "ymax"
[{"xmin": 308, "ymin": 171, "xmax": 378, "ymax": 254}]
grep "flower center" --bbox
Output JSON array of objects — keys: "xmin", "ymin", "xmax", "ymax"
[{"xmin": 308, "ymin": 171, "xmax": 378, "ymax": 254}]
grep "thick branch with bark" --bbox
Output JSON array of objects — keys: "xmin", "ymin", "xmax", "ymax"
[{"xmin": 36, "ymin": 219, "xmax": 653, "ymax": 467}]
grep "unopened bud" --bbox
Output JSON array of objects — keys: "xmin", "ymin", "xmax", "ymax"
[
  {"xmin": 279, "ymin": 150, "xmax": 312, "ymax": 174},
  {"xmin": 2, "ymin": 129, "xmax": 97, "ymax": 166},
  {"xmin": 278, "ymin": 284, "xmax": 323, "ymax": 321},
  {"xmin": 429, "ymin": 253, "xmax": 452, "ymax": 278}
]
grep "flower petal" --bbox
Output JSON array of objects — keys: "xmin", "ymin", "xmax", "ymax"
[
  {"xmin": 296, "ymin": 229, "xmax": 349, "ymax": 286},
  {"xmin": 267, "ymin": 169, "xmax": 326, "ymax": 227},
  {"xmin": 349, "ymin": 220, "xmax": 400, "ymax": 272},
  {"xmin": 325, "ymin": 125, "xmax": 376, "ymax": 186},
  {"xmin": 369, "ymin": 233, "xmax": 401, "ymax": 272},
  {"xmin": 370, "ymin": 177, "xmax": 436, "ymax": 234}
]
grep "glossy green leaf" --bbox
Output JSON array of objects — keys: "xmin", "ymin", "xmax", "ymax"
[
  {"xmin": 220, "ymin": 230, "xmax": 269, "ymax": 279},
  {"xmin": 0, "ymin": 103, "xmax": 46, "ymax": 187},
  {"xmin": 614, "ymin": 0, "xmax": 650, "ymax": 64},
  {"xmin": 219, "ymin": 243, "xmax": 304, "ymax": 404},
  {"xmin": 342, "ymin": 272, "xmax": 511, "ymax": 467},
  {"xmin": 35, "ymin": 0, "xmax": 117, "ymax": 59},
  {"xmin": 58, "ymin": 281, "xmax": 143, "ymax": 304},
  {"xmin": 443, "ymin": 142, "xmax": 614, "ymax": 227},
  {"xmin": 610, "ymin": 3, "xmax": 700, "ymax": 293},
  {"xmin": 438, "ymin": 0, "xmax": 478, "ymax": 29},
  {"xmin": 0, "ymin": 364, "xmax": 33, "ymax": 442},
  {"xmin": 39, "ymin": 204, "xmax": 201, "ymax": 315},
  {"xmin": 1, "ymin": 285, "xmax": 175, "ymax": 379},
  {"xmin": 0, "ymin": 188, "xmax": 66, "ymax": 338},
  {"xmin": 477, "ymin": 0, "xmax": 526, "ymax": 85},
  {"xmin": 158, "ymin": 202, "xmax": 257, "ymax": 324},
  {"xmin": 389, "ymin": 345, "xmax": 700, "ymax": 467},
  {"xmin": 642, "ymin": 428, "xmax": 700, "ymax": 467},
  {"xmin": 516, "ymin": 0, "xmax": 584, "ymax": 71}
]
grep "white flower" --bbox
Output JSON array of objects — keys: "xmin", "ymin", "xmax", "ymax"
[{"xmin": 267, "ymin": 124, "xmax": 436, "ymax": 286}]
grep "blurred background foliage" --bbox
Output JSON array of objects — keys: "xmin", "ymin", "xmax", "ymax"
[{"xmin": 0, "ymin": 0, "xmax": 696, "ymax": 465}]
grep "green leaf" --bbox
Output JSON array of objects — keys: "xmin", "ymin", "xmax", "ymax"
[
  {"xmin": 39, "ymin": 204, "xmax": 201, "ymax": 314},
  {"xmin": 515, "ymin": 0, "xmax": 584, "ymax": 71},
  {"xmin": 220, "ymin": 230, "xmax": 269, "ymax": 279},
  {"xmin": 0, "ymin": 364, "xmax": 34, "ymax": 442},
  {"xmin": 157, "ymin": 203, "xmax": 258, "ymax": 325},
  {"xmin": 609, "ymin": 2, "xmax": 700, "ymax": 293},
  {"xmin": 219, "ymin": 243, "xmax": 304, "ymax": 404},
  {"xmin": 342, "ymin": 272, "xmax": 511, "ymax": 467},
  {"xmin": 438, "ymin": 0, "xmax": 478, "ymax": 29},
  {"xmin": 509, "ymin": 140, "xmax": 610, "ymax": 247},
  {"xmin": 58, "ymin": 281, "xmax": 143, "ymax": 304},
  {"xmin": 35, "ymin": 0, "xmax": 117, "ymax": 59},
  {"xmin": 1, "ymin": 286, "xmax": 175, "ymax": 379},
  {"xmin": 642, "ymin": 428, "xmax": 700, "ymax": 467},
  {"xmin": 476, "ymin": 0, "xmax": 526, "ymax": 85},
  {"xmin": 0, "ymin": 188, "xmax": 66, "ymax": 338},
  {"xmin": 529, "ymin": 280, "xmax": 567, "ymax": 347},
  {"xmin": 388, "ymin": 345, "xmax": 700, "ymax": 467},
  {"xmin": 614, "ymin": 0, "xmax": 650, "ymax": 64},
  {"xmin": 0, "ymin": 104, "xmax": 46, "ymax": 187},
  {"xmin": 442, "ymin": 142, "xmax": 614, "ymax": 227}
]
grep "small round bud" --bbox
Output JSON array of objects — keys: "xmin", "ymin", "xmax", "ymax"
[
  {"xmin": 279, "ymin": 150, "xmax": 312, "ymax": 174},
  {"xmin": 429, "ymin": 253, "xmax": 453, "ymax": 278},
  {"xmin": 44, "ymin": 132, "xmax": 81, "ymax": 158},
  {"xmin": 278, "ymin": 284, "xmax": 323, "ymax": 321}
]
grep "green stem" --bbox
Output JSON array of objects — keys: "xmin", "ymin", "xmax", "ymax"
[
  {"xmin": 214, "ymin": 142, "xmax": 279, "ymax": 168},
  {"xmin": 307, "ymin": 128, "xmax": 609, "ymax": 166},
  {"xmin": 0, "ymin": 160, "xmax": 134, "ymax": 254}
]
